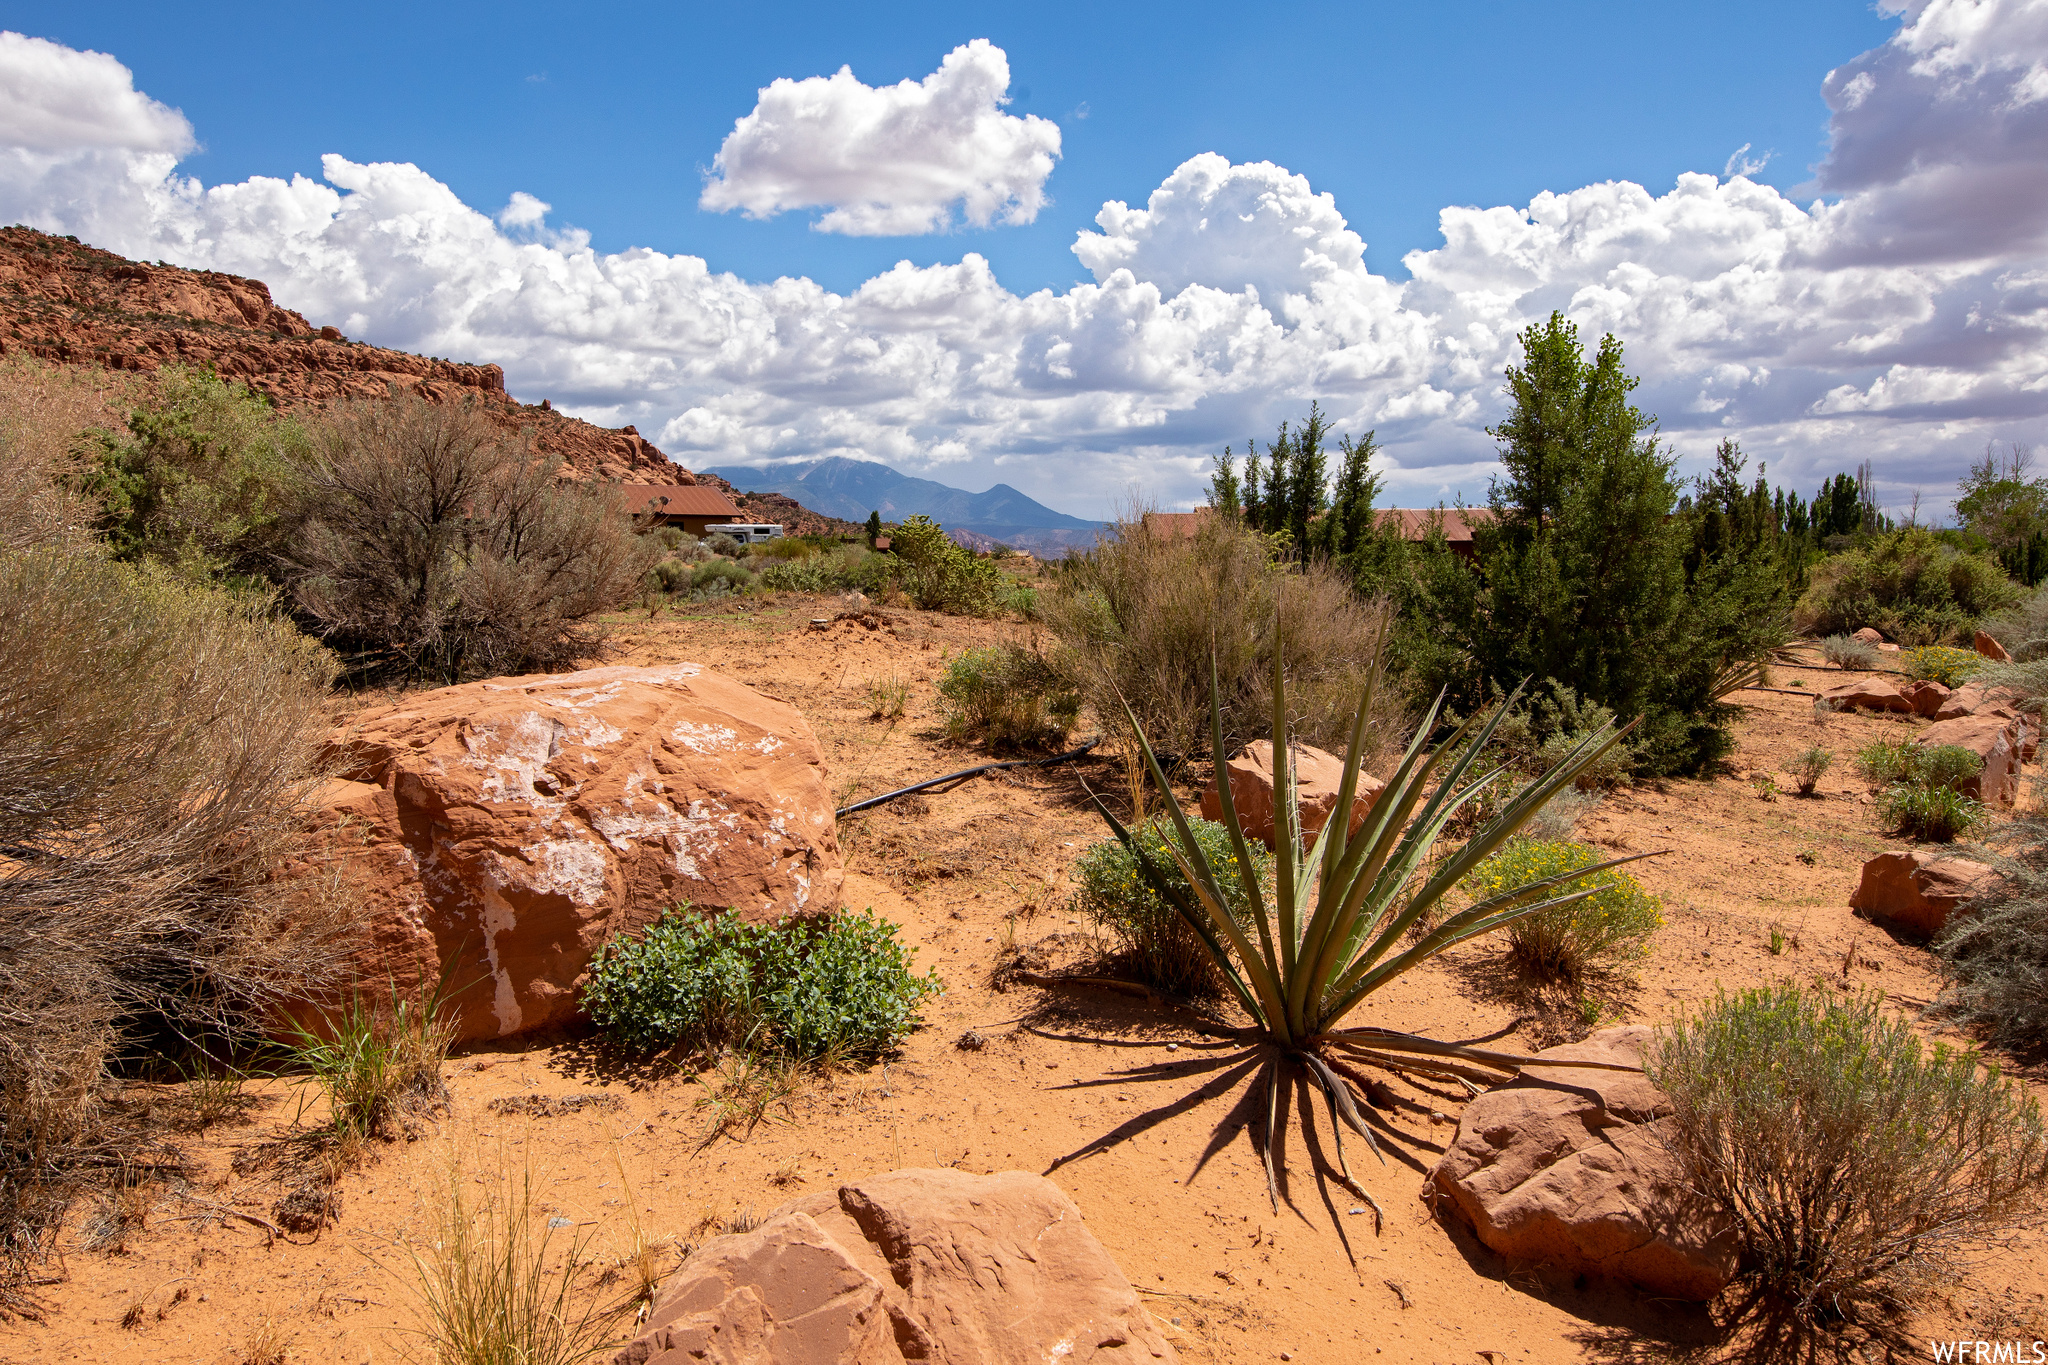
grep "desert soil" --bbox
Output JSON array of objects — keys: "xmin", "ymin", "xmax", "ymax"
[{"xmin": 7, "ymin": 595, "xmax": 2047, "ymax": 1365}]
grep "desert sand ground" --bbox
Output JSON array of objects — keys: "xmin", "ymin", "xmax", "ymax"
[{"xmin": 7, "ymin": 595, "xmax": 2045, "ymax": 1365}]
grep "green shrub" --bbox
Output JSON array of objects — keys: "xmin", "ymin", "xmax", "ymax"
[
  {"xmin": 690, "ymin": 559, "xmax": 753, "ymax": 594},
  {"xmin": 1902, "ymin": 644, "xmax": 1985, "ymax": 688},
  {"xmin": 1469, "ymin": 681, "xmax": 1637, "ymax": 790},
  {"xmin": 1879, "ymin": 783, "xmax": 1984, "ymax": 842},
  {"xmin": 751, "ymin": 536, "xmax": 814, "ymax": 561},
  {"xmin": 702, "ymin": 532, "xmax": 743, "ymax": 558},
  {"xmin": 649, "ymin": 559, "xmax": 691, "ymax": 594},
  {"xmin": 1073, "ymin": 817, "xmax": 1273, "ymax": 996},
  {"xmin": 1819, "ymin": 633, "xmax": 1880, "ymax": 670},
  {"xmin": 996, "ymin": 580, "xmax": 1040, "ymax": 619},
  {"xmin": 1652, "ymin": 985, "xmax": 2048, "ymax": 1319},
  {"xmin": 1854, "ymin": 738, "xmax": 1916, "ymax": 787},
  {"xmin": 937, "ymin": 645, "xmax": 1078, "ymax": 750},
  {"xmin": 757, "ymin": 558, "xmax": 830, "ymax": 594},
  {"xmin": 1462, "ymin": 838, "xmax": 1663, "ymax": 982},
  {"xmin": 278, "ymin": 984, "xmax": 453, "ymax": 1141},
  {"xmin": 1794, "ymin": 527, "xmax": 2021, "ymax": 645},
  {"xmin": 891, "ymin": 515, "xmax": 999, "ymax": 615},
  {"xmin": 581, "ymin": 907, "xmax": 940, "ymax": 1062},
  {"xmin": 1788, "ymin": 745, "xmax": 1833, "ymax": 796}
]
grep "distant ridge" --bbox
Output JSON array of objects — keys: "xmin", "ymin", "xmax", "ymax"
[{"xmin": 701, "ymin": 456, "xmax": 1104, "ymax": 556}]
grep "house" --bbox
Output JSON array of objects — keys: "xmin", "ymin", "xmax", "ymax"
[
  {"xmin": 619, "ymin": 483, "xmax": 744, "ymax": 535},
  {"xmin": 1139, "ymin": 505, "xmax": 1495, "ymax": 559}
]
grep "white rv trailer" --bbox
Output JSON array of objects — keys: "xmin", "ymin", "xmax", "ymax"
[{"xmin": 702, "ymin": 523, "xmax": 785, "ymax": 544}]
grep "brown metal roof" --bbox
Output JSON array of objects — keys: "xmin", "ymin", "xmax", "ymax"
[
  {"xmin": 619, "ymin": 483, "xmax": 742, "ymax": 517},
  {"xmin": 1375, "ymin": 507, "xmax": 1495, "ymax": 543}
]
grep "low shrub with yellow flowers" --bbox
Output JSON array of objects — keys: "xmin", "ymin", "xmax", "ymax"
[
  {"xmin": 1072, "ymin": 816, "xmax": 1272, "ymax": 997},
  {"xmin": 1463, "ymin": 837, "xmax": 1664, "ymax": 983},
  {"xmin": 1901, "ymin": 644, "xmax": 1985, "ymax": 689}
]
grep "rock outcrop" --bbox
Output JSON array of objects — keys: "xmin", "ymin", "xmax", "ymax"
[
  {"xmin": 1819, "ymin": 678, "xmax": 1914, "ymax": 714},
  {"xmin": 1850, "ymin": 851, "xmax": 1998, "ymax": 939},
  {"xmin": 1853, "ymin": 627, "xmax": 1885, "ymax": 645},
  {"xmin": 1198, "ymin": 740, "xmax": 1385, "ymax": 852},
  {"xmin": 1916, "ymin": 713, "xmax": 2026, "ymax": 807},
  {"xmin": 307, "ymin": 663, "xmax": 841, "ymax": 1044},
  {"xmin": 1976, "ymin": 629, "xmax": 2014, "ymax": 663},
  {"xmin": 1900, "ymin": 679, "xmax": 1952, "ymax": 718},
  {"xmin": 619, "ymin": 1169, "xmax": 1175, "ymax": 1364},
  {"xmin": 1431, "ymin": 1027, "xmax": 1737, "ymax": 1302}
]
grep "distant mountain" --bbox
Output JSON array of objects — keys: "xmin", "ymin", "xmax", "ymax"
[{"xmin": 701, "ymin": 456, "xmax": 1103, "ymax": 555}]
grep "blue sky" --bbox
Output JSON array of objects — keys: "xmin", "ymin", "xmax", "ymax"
[
  {"xmin": 11, "ymin": 1, "xmax": 1894, "ymax": 294},
  {"xmin": 3, "ymin": 2, "xmax": 2046, "ymax": 520}
]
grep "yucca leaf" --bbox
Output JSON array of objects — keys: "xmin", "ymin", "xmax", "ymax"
[
  {"xmin": 1208, "ymin": 657, "xmax": 1279, "ymax": 982},
  {"xmin": 1325, "ymin": 1026, "xmax": 1643, "ymax": 1073}
]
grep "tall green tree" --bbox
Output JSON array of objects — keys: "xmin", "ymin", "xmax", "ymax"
[{"xmin": 1956, "ymin": 441, "xmax": 2048, "ymax": 585}]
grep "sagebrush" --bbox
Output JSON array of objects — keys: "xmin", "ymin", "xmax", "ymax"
[
  {"xmin": 937, "ymin": 644, "xmax": 1078, "ymax": 750},
  {"xmin": 1653, "ymin": 985, "xmax": 2048, "ymax": 1320}
]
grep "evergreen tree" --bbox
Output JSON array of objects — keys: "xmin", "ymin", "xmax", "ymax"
[
  {"xmin": 1206, "ymin": 446, "xmax": 1243, "ymax": 518},
  {"xmin": 865, "ymin": 509, "xmax": 883, "ymax": 545}
]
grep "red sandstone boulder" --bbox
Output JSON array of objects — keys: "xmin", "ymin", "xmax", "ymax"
[
  {"xmin": 1853, "ymin": 627, "xmax": 1884, "ymax": 645},
  {"xmin": 1850, "ymin": 851, "xmax": 1998, "ymax": 939},
  {"xmin": 1976, "ymin": 629, "xmax": 2014, "ymax": 663},
  {"xmin": 619, "ymin": 1169, "xmax": 1175, "ymax": 1365},
  {"xmin": 1819, "ymin": 678, "xmax": 1913, "ymax": 714},
  {"xmin": 307, "ymin": 663, "xmax": 841, "ymax": 1044},
  {"xmin": 1932, "ymin": 683, "xmax": 2019, "ymax": 722},
  {"xmin": 1900, "ymin": 679, "xmax": 1952, "ymax": 717},
  {"xmin": 1431, "ymin": 1027, "xmax": 1737, "ymax": 1302},
  {"xmin": 1199, "ymin": 740, "xmax": 1385, "ymax": 852},
  {"xmin": 1916, "ymin": 713, "xmax": 2025, "ymax": 807}
]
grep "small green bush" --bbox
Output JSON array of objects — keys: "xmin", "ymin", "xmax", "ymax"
[
  {"xmin": 751, "ymin": 536, "xmax": 814, "ymax": 562},
  {"xmin": 580, "ymin": 907, "xmax": 939, "ymax": 1062},
  {"xmin": 1788, "ymin": 745, "xmax": 1833, "ymax": 796},
  {"xmin": 891, "ymin": 515, "xmax": 1000, "ymax": 615},
  {"xmin": 1652, "ymin": 985, "xmax": 2048, "ymax": 1319},
  {"xmin": 1879, "ymin": 783, "xmax": 1985, "ymax": 842},
  {"xmin": 649, "ymin": 560, "xmax": 691, "ymax": 594},
  {"xmin": 1819, "ymin": 633, "xmax": 1880, "ymax": 670},
  {"xmin": 1463, "ymin": 838, "xmax": 1663, "ymax": 982},
  {"xmin": 690, "ymin": 559, "xmax": 753, "ymax": 594},
  {"xmin": 1854, "ymin": 738, "xmax": 1916, "ymax": 787},
  {"xmin": 936, "ymin": 645, "xmax": 1079, "ymax": 750},
  {"xmin": 1073, "ymin": 816, "xmax": 1273, "ymax": 996},
  {"xmin": 757, "ymin": 559, "xmax": 830, "ymax": 594},
  {"xmin": 702, "ymin": 533, "xmax": 743, "ymax": 558},
  {"xmin": 1902, "ymin": 644, "xmax": 1985, "ymax": 689}
]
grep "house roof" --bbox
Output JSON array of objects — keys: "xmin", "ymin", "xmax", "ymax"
[
  {"xmin": 618, "ymin": 483, "xmax": 741, "ymax": 518},
  {"xmin": 1374, "ymin": 507, "xmax": 1495, "ymax": 544},
  {"xmin": 1140, "ymin": 509, "xmax": 1213, "ymax": 539}
]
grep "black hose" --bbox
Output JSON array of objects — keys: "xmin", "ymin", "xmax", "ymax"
[{"xmin": 835, "ymin": 736, "xmax": 1102, "ymax": 818}]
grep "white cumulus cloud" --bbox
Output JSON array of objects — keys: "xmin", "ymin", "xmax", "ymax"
[
  {"xmin": 2, "ymin": 11, "xmax": 2047, "ymax": 521},
  {"xmin": 699, "ymin": 39, "xmax": 1060, "ymax": 236}
]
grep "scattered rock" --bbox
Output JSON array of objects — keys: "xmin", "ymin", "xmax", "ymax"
[
  {"xmin": 1818, "ymin": 678, "xmax": 1914, "ymax": 714},
  {"xmin": 620, "ymin": 1169, "xmax": 1176, "ymax": 1363},
  {"xmin": 1199, "ymin": 740, "xmax": 1386, "ymax": 852},
  {"xmin": 303, "ymin": 663, "xmax": 842, "ymax": 1046},
  {"xmin": 1853, "ymin": 627, "xmax": 1885, "ymax": 645},
  {"xmin": 1975, "ymin": 629, "xmax": 2014, "ymax": 663},
  {"xmin": 955, "ymin": 1030, "xmax": 987, "ymax": 1051},
  {"xmin": 1899, "ymin": 679, "xmax": 1952, "ymax": 718},
  {"xmin": 484, "ymin": 1094, "xmax": 626, "ymax": 1118},
  {"xmin": 1916, "ymin": 713, "xmax": 2025, "ymax": 807},
  {"xmin": 1877, "ymin": 642, "xmax": 1903, "ymax": 653},
  {"xmin": 1430, "ymin": 1026, "xmax": 1737, "ymax": 1302},
  {"xmin": 1850, "ymin": 850, "xmax": 1999, "ymax": 939}
]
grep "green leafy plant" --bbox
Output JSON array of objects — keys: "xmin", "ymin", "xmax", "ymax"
[
  {"xmin": 1794, "ymin": 526, "xmax": 2021, "ymax": 646},
  {"xmin": 1462, "ymin": 839, "xmax": 1663, "ymax": 984},
  {"xmin": 1652, "ymin": 985, "xmax": 2048, "ymax": 1320},
  {"xmin": 757, "ymin": 558, "xmax": 830, "ymax": 594},
  {"xmin": 580, "ymin": 907, "xmax": 940, "ymax": 1063},
  {"xmin": 1854, "ymin": 738, "xmax": 1915, "ymax": 787},
  {"xmin": 1751, "ymin": 773, "xmax": 1780, "ymax": 803},
  {"xmin": 1074, "ymin": 816, "xmax": 1275, "ymax": 996},
  {"xmin": 279, "ymin": 983, "xmax": 454, "ymax": 1142},
  {"xmin": 890, "ymin": 515, "xmax": 1000, "ymax": 615},
  {"xmin": 1901, "ymin": 644, "xmax": 1986, "ymax": 689},
  {"xmin": 936, "ymin": 645, "xmax": 1079, "ymax": 750},
  {"xmin": 1083, "ymin": 645, "xmax": 1645, "ymax": 1213},
  {"xmin": 1788, "ymin": 745, "xmax": 1833, "ymax": 796},
  {"xmin": 1878, "ymin": 783, "xmax": 1985, "ymax": 842}
]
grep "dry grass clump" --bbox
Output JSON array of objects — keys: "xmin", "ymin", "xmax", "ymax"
[
  {"xmin": 276, "ymin": 394, "xmax": 658, "ymax": 680},
  {"xmin": 400, "ymin": 1152, "xmax": 615, "ymax": 1365},
  {"xmin": 0, "ymin": 545, "xmax": 356, "ymax": 1311},
  {"xmin": 1653, "ymin": 985, "xmax": 2048, "ymax": 1322},
  {"xmin": 1818, "ymin": 633, "xmax": 1880, "ymax": 671},
  {"xmin": 1043, "ymin": 508, "xmax": 1403, "ymax": 762},
  {"xmin": 0, "ymin": 354, "xmax": 137, "ymax": 552}
]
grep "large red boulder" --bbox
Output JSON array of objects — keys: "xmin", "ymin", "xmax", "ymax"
[
  {"xmin": 1852, "ymin": 627, "xmax": 1885, "ymax": 645},
  {"xmin": 1976, "ymin": 629, "xmax": 2014, "ymax": 663},
  {"xmin": 1850, "ymin": 851, "xmax": 1998, "ymax": 939},
  {"xmin": 1899, "ymin": 679, "xmax": 1952, "ymax": 718},
  {"xmin": 1819, "ymin": 678, "xmax": 1913, "ymax": 714},
  {"xmin": 306, "ymin": 663, "xmax": 842, "ymax": 1044},
  {"xmin": 1198, "ymin": 740, "xmax": 1385, "ymax": 852},
  {"xmin": 1916, "ymin": 714, "xmax": 2025, "ymax": 807},
  {"xmin": 619, "ymin": 1169, "xmax": 1175, "ymax": 1364},
  {"xmin": 1934, "ymin": 683, "xmax": 2022, "ymax": 722},
  {"xmin": 1431, "ymin": 1027, "xmax": 1737, "ymax": 1302}
]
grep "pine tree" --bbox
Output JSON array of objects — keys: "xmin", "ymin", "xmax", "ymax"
[
  {"xmin": 1207, "ymin": 446, "xmax": 1243, "ymax": 518},
  {"xmin": 865, "ymin": 509, "xmax": 882, "ymax": 545}
]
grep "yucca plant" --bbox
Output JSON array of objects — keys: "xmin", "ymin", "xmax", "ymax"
[{"xmin": 1085, "ymin": 647, "xmax": 1652, "ymax": 1217}]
